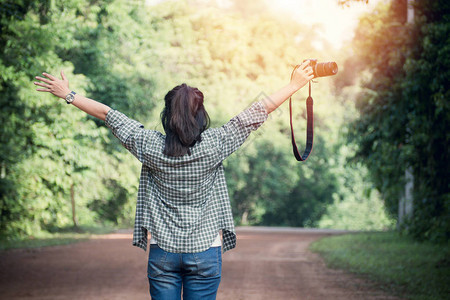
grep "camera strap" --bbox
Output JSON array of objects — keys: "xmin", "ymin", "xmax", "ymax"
[{"xmin": 289, "ymin": 67, "xmax": 314, "ymax": 161}]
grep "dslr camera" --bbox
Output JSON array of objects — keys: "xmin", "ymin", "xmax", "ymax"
[{"xmin": 303, "ymin": 59, "xmax": 338, "ymax": 78}]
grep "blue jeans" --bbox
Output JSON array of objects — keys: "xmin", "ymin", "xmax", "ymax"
[{"xmin": 147, "ymin": 244, "xmax": 222, "ymax": 300}]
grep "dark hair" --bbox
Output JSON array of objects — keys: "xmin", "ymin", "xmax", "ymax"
[{"xmin": 161, "ymin": 83, "xmax": 210, "ymax": 157}]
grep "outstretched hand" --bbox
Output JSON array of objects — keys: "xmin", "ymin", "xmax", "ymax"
[
  {"xmin": 34, "ymin": 71, "xmax": 71, "ymax": 99},
  {"xmin": 290, "ymin": 61, "xmax": 314, "ymax": 91},
  {"xmin": 261, "ymin": 61, "xmax": 314, "ymax": 114}
]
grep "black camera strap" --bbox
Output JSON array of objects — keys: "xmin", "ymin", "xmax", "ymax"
[{"xmin": 289, "ymin": 66, "xmax": 314, "ymax": 161}]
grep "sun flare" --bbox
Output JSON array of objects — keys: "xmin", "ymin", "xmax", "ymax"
[{"xmin": 265, "ymin": 0, "xmax": 384, "ymax": 50}]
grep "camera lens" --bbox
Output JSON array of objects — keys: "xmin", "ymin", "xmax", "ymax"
[{"xmin": 314, "ymin": 62, "xmax": 338, "ymax": 77}]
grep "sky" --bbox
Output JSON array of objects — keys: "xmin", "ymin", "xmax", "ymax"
[
  {"xmin": 265, "ymin": 0, "xmax": 385, "ymax": 49},
  {"xmin": 147, "ymin": 0, "xmax": 385, "ymax": 49}
]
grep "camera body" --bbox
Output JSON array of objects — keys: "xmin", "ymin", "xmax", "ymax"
[{"xmin": 304, "ymin": 59, "xmax": 338, "ymax": 78}]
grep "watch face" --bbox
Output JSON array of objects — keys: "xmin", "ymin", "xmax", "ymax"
[{"xmin": 65, "ymin": 93, "xmax": 74, "ymax": 103}]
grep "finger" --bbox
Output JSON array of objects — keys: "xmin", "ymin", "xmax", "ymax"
[
  {"xmin": 35, "ymin": 76, "xmax": 52, "ymax": 84},
  {"xmin": 36, "ymin": 88, "xmax": 52, "ymax": 92},
  {"xmin": 60, "ymin": 70, "xmax": 66, "ymax": 81},
  {"xmin": 42, "ymin": 72, "xmax": 57, "ymax": 81},
  {"xmin": 300, "ymin": 60, "xmax": 310, "ymax": 69},
  {"xmin": 34, "ymin": 82, "xmax": 51, "ymax": 88}
]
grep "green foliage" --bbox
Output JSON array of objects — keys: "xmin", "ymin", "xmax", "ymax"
[
  {"xmin": 310, "ymin": 232, "xmax": 450, "ymax": 300},
  {"xmin": 400, "ymin": 1, "xmax": 450, "ymax": 242},
  {"xmin": 348, "ymin": 0, "xmax": 450, "ymax": 242},
  {"xmin": 348, "ymin": 2, "xmax": 409, "ymax": 218},
  {"xmin": 88, "ymin": 179, "xmax": 130, "ymax": 225},
  {"xmin": 319, "ymin": 189, "xmax": 395, "ymax": 231},
  {"xmin": 318, "ymin": 155, "xmax": 395, "ymax": 231},
  {"xmin": 0, "ymin": 0, "xmax": 127, "ymax": 238}
]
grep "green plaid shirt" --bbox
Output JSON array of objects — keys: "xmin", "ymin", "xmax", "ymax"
[{"xmin": 105, "ymin": 101, "xmax": 268, "ymax": 253}]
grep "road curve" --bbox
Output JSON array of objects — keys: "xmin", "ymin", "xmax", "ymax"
[{"xmin": 218, "ymin": 227, "xmax": 401, "ymax": 300}]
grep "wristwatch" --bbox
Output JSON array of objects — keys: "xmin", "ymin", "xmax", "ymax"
[{"xmin": 65, "ymin": 91, "xmax": 76, "ymax": 104}]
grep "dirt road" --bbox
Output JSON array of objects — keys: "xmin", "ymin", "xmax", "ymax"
[{"xmin": 0, "ymin": 227, "xmax": 401, "ymax": 300}]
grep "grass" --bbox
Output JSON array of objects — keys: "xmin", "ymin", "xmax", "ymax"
[
  {"xmin": 309, "ymin": 231, "xmax": 450, "ymax": 300},
  {"xmin": 0, "ymin": 225, "xmax": 116, "ymax": 251}
]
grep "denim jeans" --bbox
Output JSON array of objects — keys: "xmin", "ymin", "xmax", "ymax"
[{"xmin": 147, "ymin": 244, "xmax": 222, "ymax": 300}]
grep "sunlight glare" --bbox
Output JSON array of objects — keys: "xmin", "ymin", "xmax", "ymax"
[{"xmin": 265, "ymin": 0, "xmax": 385, "ymax": 49}]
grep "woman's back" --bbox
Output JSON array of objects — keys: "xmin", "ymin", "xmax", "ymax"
[
  {"xmin": 105, "ymin": 101, "xmax": 268, "ymax": 253},
  {"xmin": 144, "ymin": 128, "xmax": 224, "ymax": 208}
]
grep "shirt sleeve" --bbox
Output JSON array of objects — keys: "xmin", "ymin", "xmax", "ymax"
[
  {"xmin": 105, "ymin": 109, "xmax": 152, "ymax": 163},
  {"xmin": 217, "ymin": 101, "xmax": 268, "ymax": 160}
]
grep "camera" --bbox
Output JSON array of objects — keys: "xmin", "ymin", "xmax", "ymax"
[{"xmin": 304, "ymin": 59, "xmax": 338, "ymax": 78}]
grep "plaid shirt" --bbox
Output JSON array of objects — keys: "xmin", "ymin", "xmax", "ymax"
[{"xmin": 105, "ymin": 101, "xmax": 268, "ymax": 253}]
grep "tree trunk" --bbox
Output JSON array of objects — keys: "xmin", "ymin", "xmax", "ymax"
[
  {"xmin": 70, "ymin": 183, "xmax": 78, "ymax": 228},
  {"xmin": 398, "ymin": 166, "xmax": 414, "ymax": 228},
  {"xmin": 241, "ymin": 210, "xmax": 249, "ymax": 225},
  {"xmin": 396, "ymin": 0, "xmax": 415, "ymax": 229}
]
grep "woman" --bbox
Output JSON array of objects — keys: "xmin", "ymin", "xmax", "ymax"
[{"xmin": 34, "ymin": 61, "xmax": 314, "ymax": 299}]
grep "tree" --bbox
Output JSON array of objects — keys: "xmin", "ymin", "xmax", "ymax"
[
  {"xmin": 0, "ymin": 0, "xmax": 125, "ymax": 237},
  {"xmin": 348, "ymin": 0, "xmax": 449, "ymax": 242}
]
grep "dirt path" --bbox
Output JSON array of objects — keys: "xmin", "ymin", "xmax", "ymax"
[{"xmin": 0, "ymin": 227, "xmax": 402, "ymax": 300}]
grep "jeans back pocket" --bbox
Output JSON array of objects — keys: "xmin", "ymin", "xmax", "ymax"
[
  {"xmin": 193, "ymin": 247, "xmax": 222, "ymax": 278},
  {"xmin": 147, "ymin": 245, "xmax": 168, "ymax": 278}
]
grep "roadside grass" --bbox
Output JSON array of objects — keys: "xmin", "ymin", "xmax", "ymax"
[
  {"xmin": 309, "ymin": 231, "xmax": 450, "ymax": 300},
  {"xmin": 0, "ymin": 225, "xmax": 116, "ymax": 251}
]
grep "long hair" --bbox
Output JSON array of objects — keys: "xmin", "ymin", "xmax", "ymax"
[{"xmin": 161, "ymin": 83, "xmax": 210, "ymax": 157}]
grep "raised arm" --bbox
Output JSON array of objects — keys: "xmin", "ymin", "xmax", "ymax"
[
  {"xmin": 34, "ymin": 71, "xmax": 111, "ymax": 121},
  {"xmin": 262, "ymin": 60, "xmax": 314, "ymax": 114}
]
